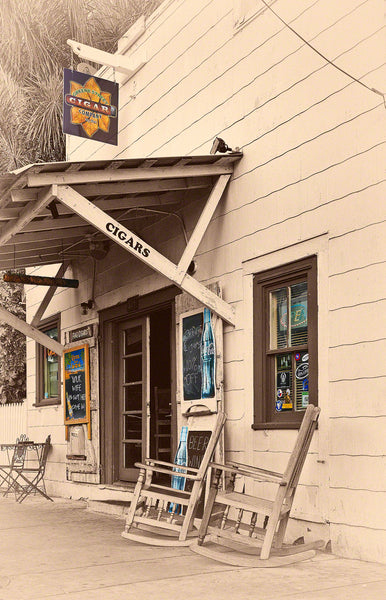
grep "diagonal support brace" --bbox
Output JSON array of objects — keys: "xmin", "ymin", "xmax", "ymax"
[
  {"xmin": 56, "ymin": 185, "xmax": 235, "ymax": 326},
  {"xmin": 176, "ymin": 174, "xmax": 231, "ymax": 284},
  {"xmin": 0, "ymin": 305, "xmax": 64, "ymax": 355},
  {"xmin": 0, "ymin": 185, "xmax": 58, "ymax": 247}
]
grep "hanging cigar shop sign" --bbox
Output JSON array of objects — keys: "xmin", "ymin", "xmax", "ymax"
[{"xmin": 63, "ymin": 68, "xmax": 119, "ymax": 145}]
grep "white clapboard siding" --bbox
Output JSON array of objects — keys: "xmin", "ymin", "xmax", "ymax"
[{"xmin": 35, "ymin": 0, "xmax": 385, "ymax": 562}]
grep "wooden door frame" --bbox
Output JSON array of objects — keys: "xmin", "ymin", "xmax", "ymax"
[
  {"xmin": 118, "ymin": 315, "xmax": 149, "ymax": 481},
  {"xmin": 99, "ymin": 285, "xmax": 180, "ymax": 485}
]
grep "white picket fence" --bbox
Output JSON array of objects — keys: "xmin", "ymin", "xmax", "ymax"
[{"xmin": 0, "ymin": 402, "xmax": 27, "ymax": 443}]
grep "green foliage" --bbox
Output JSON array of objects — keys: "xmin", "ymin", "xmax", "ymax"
[
  {"xmin": 0, "ymin": 273, "xmax": 26, "ymax": 404},
  {"xmin": 0, "ymin": 0, "xmax": 161, "ymax": 170}
]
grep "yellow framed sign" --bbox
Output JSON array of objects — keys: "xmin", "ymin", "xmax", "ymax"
[{"xmin": 63, "ymin": 344, "xmax": 91, "ymax": 439}]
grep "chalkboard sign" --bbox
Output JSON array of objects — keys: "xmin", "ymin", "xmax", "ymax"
[
  {"xmin": 63, "ymin": 344, "xmax": 90, "ymax": 434},
  {"xmin": 182, "ymin": 312, "xmax": 203, "ymax": 401},
  {"xmin": 185, "ymin": 430, "xmax": 212, "ymax": 515}
]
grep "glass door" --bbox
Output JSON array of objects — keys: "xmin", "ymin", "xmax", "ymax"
[{"xmin": 118, "ymin": 316, "xmax": 149, "ymax": 481}]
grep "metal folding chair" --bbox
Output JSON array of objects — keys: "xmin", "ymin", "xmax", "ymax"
[
  {"xmin": 6, "ymin": 435, "xmax": 53, "ymax": 503},
  {"xmin": 1, "ymin": 434, "xmax": 30, "ymax": 497}
]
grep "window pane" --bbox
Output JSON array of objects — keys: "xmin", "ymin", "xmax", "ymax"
[
  {"xmin": 124, "ymin": 325, "xmax": 142, "ymax": 355},
  {"xmin": 124, "ymin": 414, "xmax": 142, "ymax": 439},
  {"xmin": 270, "ymin": 287, "xmax": 287, "ymax": 349},
  {"xmin": 43, "ymin": 326, "xmax": 58, "ymax": 398},
  {"xmin": 275, "ymin": 353, "xmax": 293, "ymax": 412},
  {"xmin": 124, "ymin": 442, "xmax": 141, "ymax": 469},
  {"xmin": 294, "ymin": 351, "xmax": 309, "ymax": 410},
  {"xmin": 124, "ymin": 355, "xmax": 142, "ymax": 383},
  {"xmin": 124, "ymin": 384, "xmax": 142, "ymax": 412},
  {"xmin": 290, "ymin": 282, "xmax": 308, "ymax": 346}
]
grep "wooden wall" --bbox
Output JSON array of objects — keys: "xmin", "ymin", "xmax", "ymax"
[{"xmin": 35, "ymin": 0, "xmax": 385, "ymax": 562}]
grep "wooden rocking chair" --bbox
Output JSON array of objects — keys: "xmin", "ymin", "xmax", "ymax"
[
  {"xmin": 122, "ymin": 411, "xmax": 226, "ymax": 546},
  {"xmin": 191, "ymin": 404, "xmax": 323, "ymax": 567}
]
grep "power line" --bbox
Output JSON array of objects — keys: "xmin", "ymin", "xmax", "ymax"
[{"xmin": 260, "ymin": 0, "xmax": 385, "ymax": 106}]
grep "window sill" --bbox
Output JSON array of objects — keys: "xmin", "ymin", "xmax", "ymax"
[
  {"xmin": 252, "ymin": 421, "xmax": 301, "ymax": 430},
  {"xmin": 33, "ymin": 399, "xmax": 61, "ymax": 408}
]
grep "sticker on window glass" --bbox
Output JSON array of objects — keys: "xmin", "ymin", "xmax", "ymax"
[
  {"xmin": 295, "ymin": 352, "xmax": 301, "ymax": 361},
  {"xmin": 278, "ymin": 353, "xmax": 291, "ymax": 369},
  {"xmin": 277, "ymin": 371, "xmax": 290, "ymax": 387},
  {"xmin": 282, "ymin": 388, "xmax": 292, "ymax": 410},
  {"xmin": 295, "ymin": 362, "xmax": 309, "ymax": 380},
  {"xmin": 276, "ymin": 399, "xmax": 283, "ymax": 412},
  {"xmin": 302, "ymin": 391, "xmax": 309, "ymax": 408}
]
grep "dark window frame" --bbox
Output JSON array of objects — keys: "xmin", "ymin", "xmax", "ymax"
[
  {"xmin": 35, "ymin": 313, "xmax": 61, "ymax": 407},
  {"xmin": 253, "ymin": 256, "xmax": 318, "ymax": 429}
]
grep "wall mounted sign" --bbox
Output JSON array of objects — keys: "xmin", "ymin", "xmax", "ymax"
[
  {"xmin": 182, "ymin": 312, "xmax": 203, "ymax": 401},
  {"xmin": 3, "ymin": 272, "xmax": 79, "ymax": 288},
  {"xmin": 63, "ymin": 344, "xmax": 91, "ymax": 439},
  {"xmin": 181, "ymin": 309, "xmax": 216, "ymax": 402},
  {"xmin": 63, "ymin": 68, "xmax": 118, "ymax": 145},
  {"xmin": 69, "ymin": 325, "xmax": 93, "ymax": 343}
]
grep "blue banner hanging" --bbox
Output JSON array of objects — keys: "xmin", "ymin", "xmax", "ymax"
[{"xmin": 63, "ymin": 68, "xmax": 118, "ymax": 146}]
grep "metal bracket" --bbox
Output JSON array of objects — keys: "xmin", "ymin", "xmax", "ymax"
[{"xmin": 67, "ymin": 40, "xmax": 147, "ymax": 85}]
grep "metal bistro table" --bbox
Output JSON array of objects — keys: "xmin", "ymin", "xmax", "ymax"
[{"xmin": 0, "ymin": 435, "xmax": 52, "ymax": 502}]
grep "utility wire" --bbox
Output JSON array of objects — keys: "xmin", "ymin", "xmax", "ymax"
[{"xmin": 260, "ymin": 0, "xmax": 385, "ymax": 106}]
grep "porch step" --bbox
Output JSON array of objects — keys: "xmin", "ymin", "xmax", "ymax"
[{"xmin": 87, "ymin": 499, "xmax": 131, "ymax": 518}]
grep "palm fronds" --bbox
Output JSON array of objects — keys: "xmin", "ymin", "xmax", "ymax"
[{"xmin": 0, "ymin": 0, "xmax": 161, "ymax": 170}]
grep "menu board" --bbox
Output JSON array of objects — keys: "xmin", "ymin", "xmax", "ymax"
[
  {"xmin": 63, "ymin": 344, "xmax": 90, "ymax": 434},
  {"xmin": 182, "ymin": 312, "xmax": 203, "ymax": 401}
]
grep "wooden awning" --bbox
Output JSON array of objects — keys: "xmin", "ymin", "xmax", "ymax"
[{"xmin": 0, "ymin": 153, "xmax": 242, "ymax": 353}]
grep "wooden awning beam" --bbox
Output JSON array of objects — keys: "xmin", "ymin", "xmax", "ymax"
[
  {"xmin": 56, "ymin": 184, "xmax": 236, "ymax": 326},
  {"xmin": 27, "ymin": 164, "xmax": 233, "ymax": 187},
  {"xmin": 3, "ymin": 194, "xmax": 179, "ymax": 221},
  {"xmin": 0, "ymin": 305, "xmax": 64, "ymax": 355},
  {"xmin": 10, "ymin": 176, "xmax": 211, "ymax": 203},
  {"xmin": 0, "ymin": 185, "xmax": 57, "ymax": 246}
]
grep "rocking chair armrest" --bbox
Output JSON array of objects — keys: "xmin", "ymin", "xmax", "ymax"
[
  {"xmin": 210, "ymin": 461, "xmax": 285, "ymax": 484},
  {"xmin": 143, "ymin": 457, "xmax": 199, "ymax": 473},
  {"xmin": 227, "ymin": 460, "xmax": 283, "ymax": 479},
  {"xmin": 134, "ymin": 462, "xmax": 201, "ymax": 480}
]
